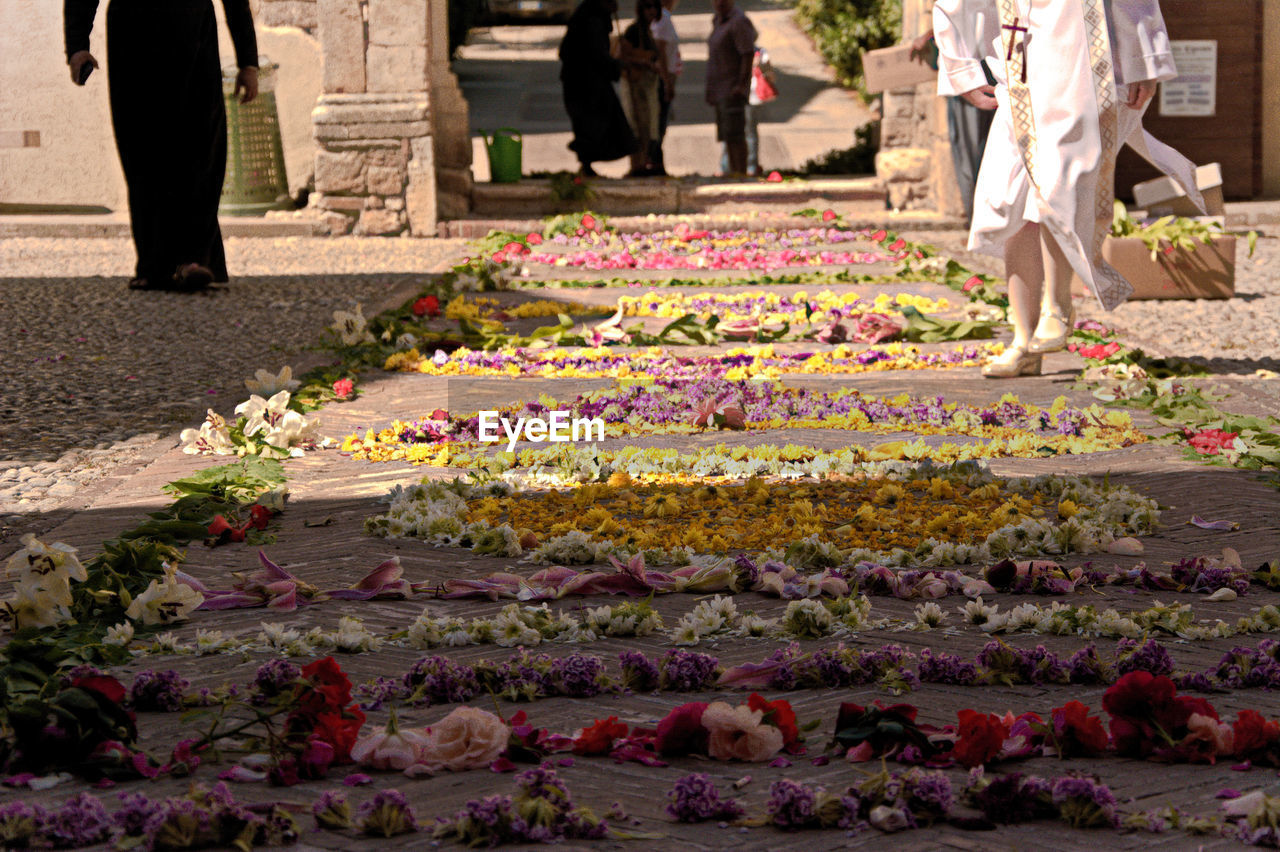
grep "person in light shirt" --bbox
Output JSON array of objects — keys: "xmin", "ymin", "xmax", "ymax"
[{"xmin": 649, "ymin": 0, "xmax": 682, "ymax": 175}]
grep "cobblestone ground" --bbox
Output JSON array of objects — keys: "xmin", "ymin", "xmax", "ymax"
[
  {"xmin": 0, "ymin": 236, "xmax": 466, "ymax": 522},
  {"xmin": 0, "ymin": 221, "xmax": 1278, "ymax": 850}
]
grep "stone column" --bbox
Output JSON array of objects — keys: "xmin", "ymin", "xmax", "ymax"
[
  {"xmin": 425, "ymin": 0, "xmax": 473, "ymax": 225},
  {"xmin": 311, "ymin": 0, "xmax": 441, "ymax": 235},
  {"xmin": 875, "ymin": 0, "xmax": 963, "ymax": 216}
]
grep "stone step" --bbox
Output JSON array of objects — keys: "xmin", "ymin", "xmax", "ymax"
[{"xmin": 469, "ymin": 176, "xmax": 890, "ymax": 219}]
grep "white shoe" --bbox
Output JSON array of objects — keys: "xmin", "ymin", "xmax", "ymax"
[
  {"xmin": 982, "ymin": 345, "xmax": 1043, "ymax": 378},
  {"xmin": 1027, "ymin": 308, "xmax": 1076, "ymax": 354}
]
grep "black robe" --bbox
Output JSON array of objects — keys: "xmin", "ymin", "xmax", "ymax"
[
  {"xmin": 558, "ymin": 0, "xmax": 635, "ymax": 165},
  {"xmin": 65, "ymin": 0, "xmax": 258, "ymax": 284}
]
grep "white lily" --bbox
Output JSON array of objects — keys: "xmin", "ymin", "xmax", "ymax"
[
  {"xmin": 6, "ymin": 534, "xmax": 87, "ymax": 585},
  {"xmin": 245, "ymin": 366, "xmax": 300, "ymax": 396},
  {"xmin": 180, "ymin": 411, "xmax": 236, "ymax": 456},
  {"xmin": 103, "ymin": 621, "xmax": 135, "ymax": 647},
  {"xmin": 236, "ymin": 391, "xmax": 317, "ymax": 450},
  {"xmin": 125, "ymin": 569, "xmax": 205, "ymax": 625},
  {"xmin": 331, "ymin": 304, "xmax": 374, "ymax": 346}
]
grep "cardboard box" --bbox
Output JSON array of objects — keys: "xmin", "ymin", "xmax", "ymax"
[
  {"xmin": 862, "ymin": 41, "xmax": 939, "ymax": 94},
  {"xmin": 1071, "ymin": 234, "xmax": 1236, "ymax": 300},
  {"xmin": 1132, "ymin": 163, "xmax": 1225, "ymax": 217}
]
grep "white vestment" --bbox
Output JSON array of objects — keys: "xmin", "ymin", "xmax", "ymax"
[{"xmin": 933, "ymin": 0, "xmax": 1205, "ymax": 309}]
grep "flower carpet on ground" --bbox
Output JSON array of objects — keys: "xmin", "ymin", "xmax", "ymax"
[{"xmin": 2, "ymin": 213, "xmax": 1278, "ymax": 850}]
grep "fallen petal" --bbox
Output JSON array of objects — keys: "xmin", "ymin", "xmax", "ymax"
[
  {"xmin": 1106, "ymin": 537, "xmax": 1144, "ymax": 556},
  {"xmin": 1189, "ymin": 516, "xmax": 1240, "ymax": 531}
]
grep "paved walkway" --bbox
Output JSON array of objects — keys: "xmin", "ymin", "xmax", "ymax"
[
  {"xmin": 0, "ymin": 220, "xmax": 1278, "ymax": 848},
  {"xmin": 457, "ymin": 0, "xmax": 875, "ymax": 178}
]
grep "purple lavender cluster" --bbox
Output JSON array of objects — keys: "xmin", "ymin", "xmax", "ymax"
[
  {"xmin": 436, "ymin": 378, "xmax": 1091, "ymax": 444},
  {"xmin": 1206, "ymin": 640, "xmax": 1280, "ymax": 690},
  {"xmin": 665, "ymin": 774, "xmax": 745, "ymax": 823},
  {"xmin": 658, "ymin": 650, "xmax": 721, "ymax": 692},
  {"xmin": 767, "ymin": 779, "xmax": 819, "ymax": 829},
  {"xmin": 967, "ymin": 772, "xmax": 1055, "ymax": 824},
  {"xmin": 759, "ymin": 642, "xmax": 919, "ymax": 691},
  {"xmin": 916, "ymin": 649, "xmax": 979, "ymax": 685},
  {"xmin": 1171, "ymin": 555, "xmax": 1250, "ymax": 595},
  {"xmin": 0, "ymin": 784, "xmax": 299, "ymax": 851},
  {"xmin": 442, "ymin": 765, "xmax": 608, "ymax": 845},
  {"xmin": 975, "ymin": 641, "xmax": 1071, "ymax": 686},
  {"xmin": 1114, "ymin": 638, "xmax": 1175, "ymax": 677},
  {"xmin": 549, "ymin": 653, "xmax": 607, "ymax": 697},
  {"xmin": 402, "ymin": 655, "xmax": 479, "ymax": 705},
  {"xmin": 128, "ymin": 669, "xmax": 189, "ymax": 713},
  {"xmin": 618, "ymin": 649, "xmax": 661, "ymax": 692},
  {"xmin": 1051, "ymin": 776, "xmax": 1120, "ymax": 829},
  {"xmin": 250, "ymin": 659, "xmax": 301, "ymax": 706}
]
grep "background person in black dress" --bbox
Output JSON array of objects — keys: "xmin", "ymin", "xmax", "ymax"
[
  {"xmin": 65, "ymin": 0, "xmax": 259, "ymax": 292},
  {"xmin": 559, "ymin": 0, "xmax": 636, "ymax": 177}
]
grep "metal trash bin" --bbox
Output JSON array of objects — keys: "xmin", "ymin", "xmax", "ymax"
[{"xmin": 220, "ymin": 61, "xmax": 291, "ymax": 216}]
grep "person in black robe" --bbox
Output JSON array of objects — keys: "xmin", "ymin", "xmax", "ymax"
[
  {"xmin": 65, "ymin": 0, "xmax": 259, "ymax": 291},
  {"xmin": 558, "ymin": 0, "xmax": 635, "ymax": 177}
]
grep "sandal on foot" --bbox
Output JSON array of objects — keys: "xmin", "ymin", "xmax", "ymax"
[
  {"xmin": 982, "ymin": 345, "xmax": 1043, "ymax": 378},
  {"xmin": 1028, "ymin": 308, "xmax": 1077, "ymax": 353}
]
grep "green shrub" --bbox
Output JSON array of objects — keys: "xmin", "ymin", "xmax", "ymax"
[{"xmin": 791, "ymin": 0, "xmax": 901, "ymax": 95}]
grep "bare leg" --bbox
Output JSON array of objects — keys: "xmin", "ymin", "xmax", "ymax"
[
  {"xmin": 1004, "ymin": 222, "xmax": 1044, "ymax": 348},
  {"xmin": 983, "ymin": 222, "xmax": 1045, "ymax": 377},
  {"xmin": 1028, "ymin": 229, "xmax": 1077, "ymax": 352}
]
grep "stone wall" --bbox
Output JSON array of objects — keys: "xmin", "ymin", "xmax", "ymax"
[
  {"xmin": 875, "ymin": 0, "xmax": 963, "ymax": 218},
  {"xmin": 310, "ymin": 0, "xmax": 471, "ymax": 236}
]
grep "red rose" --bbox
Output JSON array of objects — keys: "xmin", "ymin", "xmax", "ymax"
[
  {"xmin": 301, "ymin": 657, "xmax": 353, "ymax": 712},
  {"xmin": 821, "ymin": 209, "xmax": 837, "ymax": 222},
  {"xmin": 747, "ymin": 694, "xmax": 800, "ymax": 751},
  {"xmin": 310, "ymin": 709, "xmax": 365, "ymax": 764},
  {"xmin": 952, "ymin": 709, "xmax": 1010, "ymax": 768},
  {"xmin": 73, "ymin": 675, "xmax": 127, "ymax": 705},
  {"xmin": 491, "ymin": 251, "xmax": 507, "ymax": 264},
  {"xmin": 870, "ymin": 229, "xmax": 888, "ymax": 243},
  {"xmin": 766, "ymin": 171, "xmax": 782, "ymax": 182},
  {"xmin": 411, "ymin": 295, "xmax": 441, "ymax": 318},
  {"xmin": 888, "ymin": 238, "xmax": 907, "ymax": 252},
  {"xmin": 1234, "ymin": 710, "xmax": 1280, "ymax": 757},
  {"xmin": 655, "ymin": 702, "xmax": 709, "ymax": 756},
  {"xmin": 332, "ymin": 378, "xmax": 354, "ymax": 399},
  {"xmin": 503, "ymin": 241, "xmax": 525, "ymax": 256},
  {"xmin": 1103, "ymin": 671, "xmax": 1176, "ymax": 721},
  {"xmin": 963, "ymin": 275, "xmax": 984, "ymax": 292},
  {"xmin": 1051, "ymin": 701, "xmax": 1108, "ymax": 757},
  {"xmin": 1078, "ymin": 342, "xmax": 1121, "ymax": 360},
  {"xmin": 573, "ymin": 717, "xmax": 628, "ymax": 756},
  {"xmin": 580, "ymin": 214, "xmax": 597, "ymax": 231},
  {"xmin": 1188, "ymin": 428, "xmax": 1238, "ymax": 456},
  {"xmin": 526, "ymin": 232, "xmax": 543, "ymax": 245},
  {"xmin": 430, "ymin": 408, "xmax": 449, "ymax": 421},
  {"xmin": 249, "ymin": 504, "xmax": 273, "ymax": 530}
]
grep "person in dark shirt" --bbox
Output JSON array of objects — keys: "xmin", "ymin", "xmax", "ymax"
[
  {"xmin": 559, "ymin": 0, "xmax": 636, "ymax": 177},
  {"xmin": 65, "ymin": 0, "xmax": 259, "ymax": 291}
]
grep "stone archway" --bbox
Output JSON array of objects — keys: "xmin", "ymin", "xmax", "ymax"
[{"xmin": 309, "ymin": 0, "xmax": 474, "ymax": 236}]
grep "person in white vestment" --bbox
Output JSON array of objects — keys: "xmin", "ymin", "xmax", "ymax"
[{"xmin": 933, "ymin": 0, "xmax": 1204, "ymax": 377}]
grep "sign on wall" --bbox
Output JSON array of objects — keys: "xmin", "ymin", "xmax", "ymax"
[{"xmin": 1158, "ymin": 40, "xmax": 1217, "ymax": 117}]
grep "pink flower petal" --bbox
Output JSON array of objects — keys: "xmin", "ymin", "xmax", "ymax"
[{"xmin": 342, "ymin": 773, "xmax": 373, "ymax": 786}]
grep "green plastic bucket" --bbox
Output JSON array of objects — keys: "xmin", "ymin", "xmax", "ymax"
[
  {"xmin": 483, "ymin": 128, "xmax": 523, "ymax": 184},
  {"xmin": 220, "ymin": 61, "xmax": 291, "ymax": 216}
]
